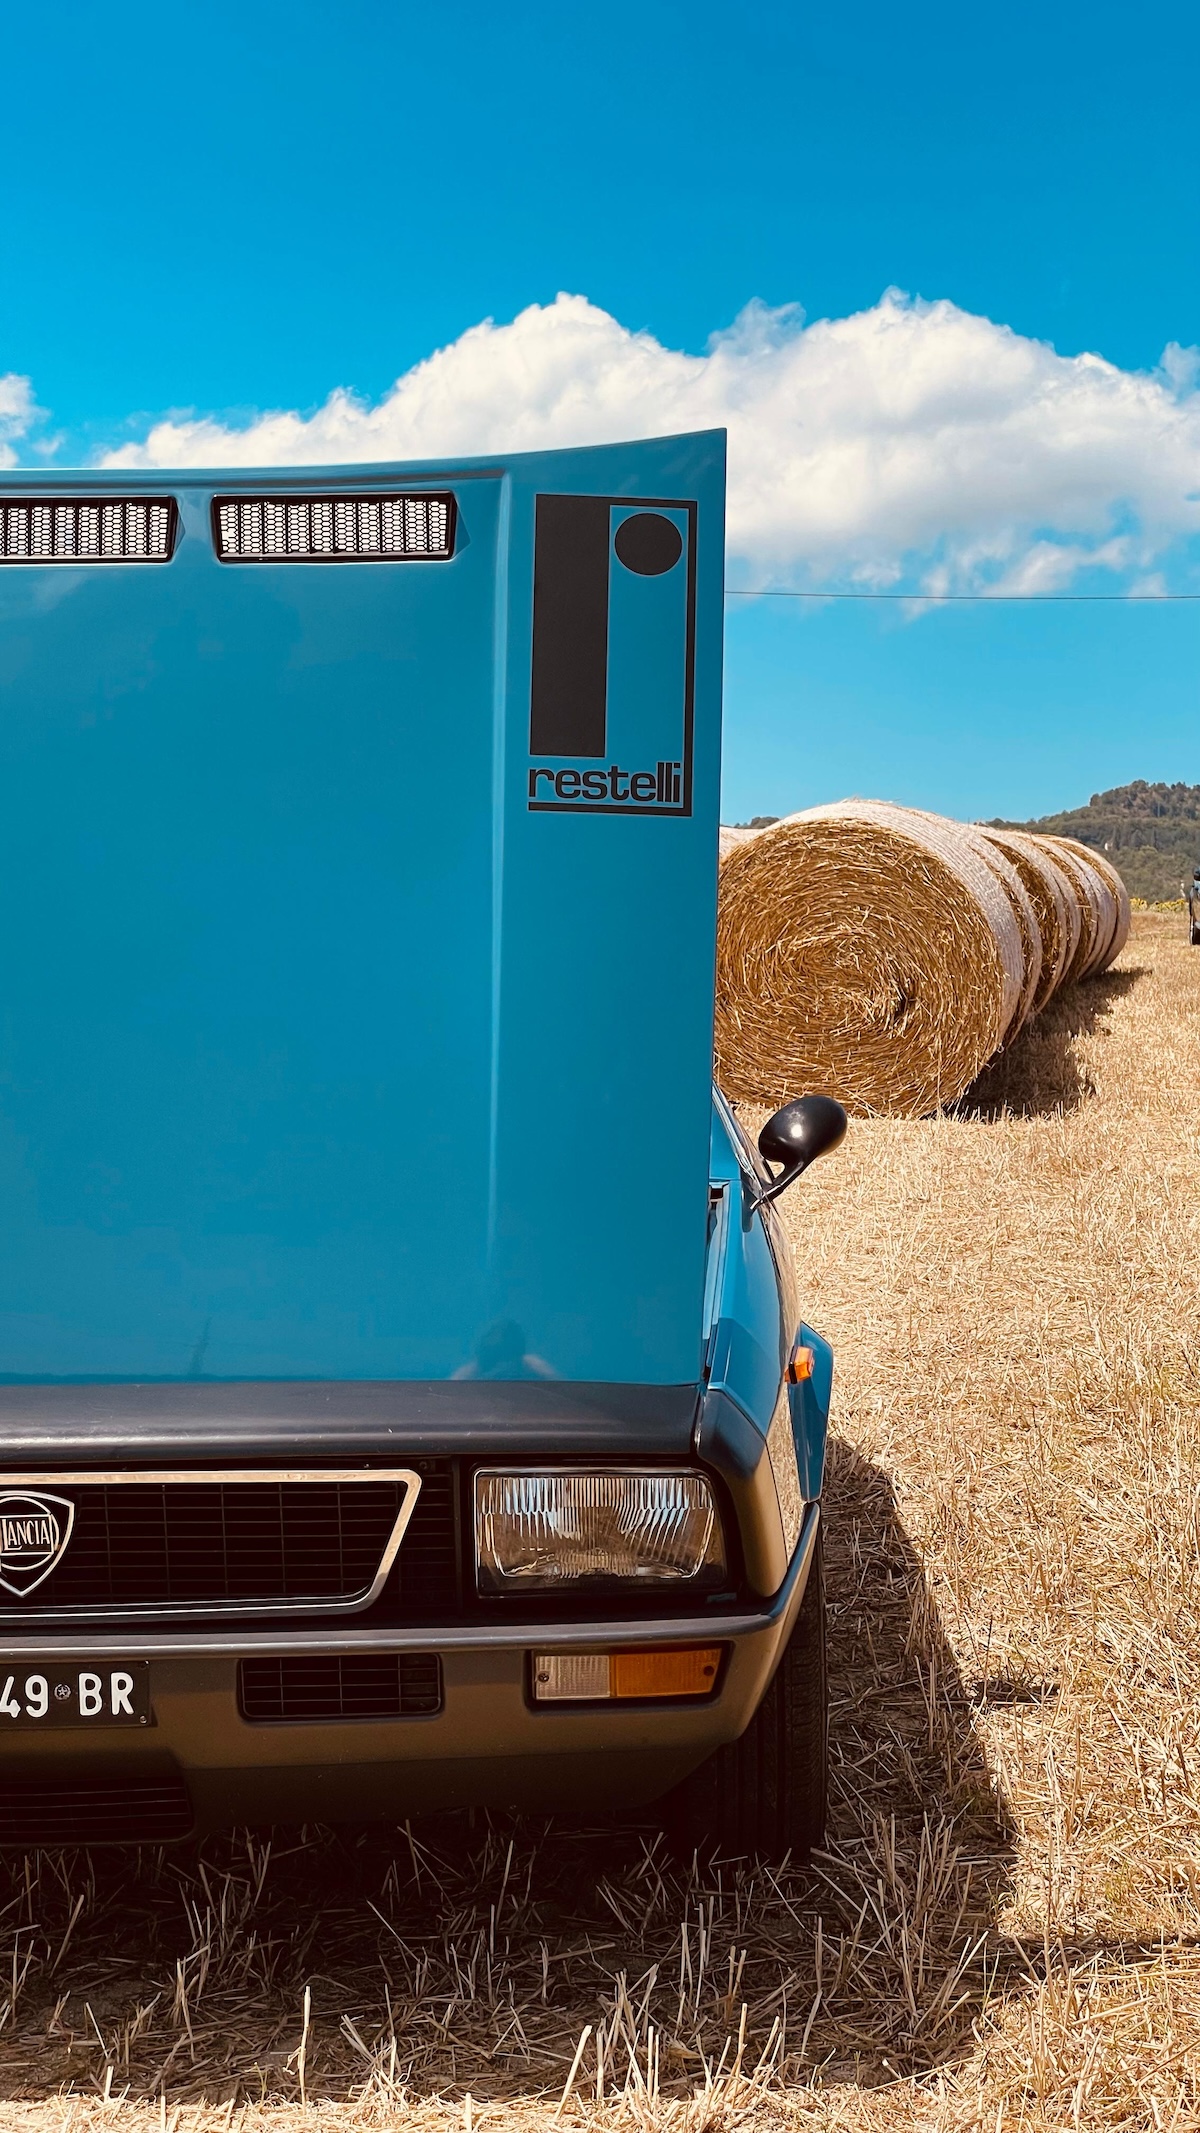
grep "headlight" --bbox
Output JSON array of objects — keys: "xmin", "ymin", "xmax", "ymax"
[{"xmin": 474, "ymin": 1470, "xmax": 726, "ymax": 1593}]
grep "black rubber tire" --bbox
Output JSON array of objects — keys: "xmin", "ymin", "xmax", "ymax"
[{"xmin": 665, "ymin": 1528, "xmax": 828, "ymax": 1864}]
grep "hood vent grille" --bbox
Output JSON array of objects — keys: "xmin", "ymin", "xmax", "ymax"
[
  {"xmin": 213, "ymin": 491, "xmax": 455, "ymax": 563},
  {"xmin": 0, "ymin": 497, "xmax": 177, "ymax": 564}
]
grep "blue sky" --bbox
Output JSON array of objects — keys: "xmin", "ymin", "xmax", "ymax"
[{"xmin": 2, "ymin": 0, "xmax": 1198, "ymax": 821}]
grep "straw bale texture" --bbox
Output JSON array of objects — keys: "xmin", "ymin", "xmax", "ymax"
[
  {"xmin": 1035, "ymin": 831, "xmax": 1116, "ymax": 981},
  {"xmin": 1091, "ymin": 846, "xmax": 1132, "ymax": 964},
  {"xmin": 1049, "ymin": 834, "xmax": 1132, "ymax": 972},
  {"xmin": 980, "ymin": 827, "xmax": 1079, "ymax": 1011},
  {"xmin": 942, "ymin": 818, "xmax": 1042, "ymax": 1037},
  {"xmin": 715, "ymin": 801, "xmax": 1023, "ymax": 1115},
  {"xmin": 1040, "ymin": 836, "xmax": 1119, "ymax": 980},
  {"xmin": 787, "ymin": 803, "xmax": 1027, "ymax": 1030}
]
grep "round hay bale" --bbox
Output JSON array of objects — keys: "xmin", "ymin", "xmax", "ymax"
[
  {"xmin": 793, "ymin": 801, "xmax": 1027, "ymax": 1032},
  {"xmin": 979, "ymin": 827, "xmax": 1078, "ymax": 1012},
  {"xmin": 1088, "ymin": 850, "xmax": 1131, "ymax": 970},
  {"xmin": 1056, "ymin": 842, "xmax": 1118, "ymax": 976},
  {"xmin": 1049, "ymin": 836, "xmax": 1130, "ymax": 973},
  {"xmin": 1032, "ymin": 835, "xmax": 1104, "ymax": 987},
  {"xmin": 1025, "ymin": 837, "xmax": 1086, "ymax": 988},
  {"xmin": 718, "ymin": 824, "xmax": 759, "ymax": 861},
  {"xmin": 1032, "ymin": 836, "xmax": 1119, "ymax": 981},
  {"xmin": 714, "ymin": 801, "xmax": 1022, "ymax": 1115},
  {"xmin": 950, "ymin": 820, "xmax": 1042, "ymax": 1038}
]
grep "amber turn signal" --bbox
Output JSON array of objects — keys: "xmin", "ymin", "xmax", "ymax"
[
  {"xmin": 786, "ymin": 1343, "xmax": 815, "ymax": 1383},
  {"xmin": 609, "ymin": 1647, "xmax": 722, "ymax": 1698}
]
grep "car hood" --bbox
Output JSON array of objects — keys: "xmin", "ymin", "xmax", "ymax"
[{"xmin": 0, "ymin": 433, "xmax": 724, "ymax": 1388}]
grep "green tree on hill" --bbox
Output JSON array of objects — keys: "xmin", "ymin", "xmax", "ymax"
[{"xmin": 989, "ymin": 780, "xmax": 1200, "ymax": 902}]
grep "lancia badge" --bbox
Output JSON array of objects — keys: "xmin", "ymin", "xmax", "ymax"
[{"xmin": 0, "ymin": 1491, "xmax": 75, "ymax": 1597}]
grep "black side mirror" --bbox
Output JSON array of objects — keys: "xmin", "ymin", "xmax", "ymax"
[{"xmin": 756, "ymin": 1094, "xmax": 847, "ymax": 1204}]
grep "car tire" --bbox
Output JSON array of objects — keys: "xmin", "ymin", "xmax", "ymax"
[{"xmin": 665, "ymin": 1526, "xmax": 828, "ymax": 1864}]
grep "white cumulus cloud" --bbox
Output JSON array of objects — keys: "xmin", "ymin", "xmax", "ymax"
[
  {"xmin": 0, "ymin": 373, "xmax": 42, "ymax": 467},
  {"xmin": 98, "ymin": 291, "xmax": 1200, "ymax": 593}
]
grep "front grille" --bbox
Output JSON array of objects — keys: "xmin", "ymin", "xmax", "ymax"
[
  {"xmin": 212, "ymin": 491, "xmax": 454, "ymax": 562},
  {"xmin": 386, "ymin": 1462, "xmax": 459, "ymax": 1619},
  {"xmin": 0, "ymin": 1769, "xmax": 193, "ymax": 1847},
  {"xmin": 0, "ymin": 1468, "xmax": 454, "ymax": 1621},
  {"xmin": 239, "ymin": 1652, "xmax": 442, "ymax": 1722},
  {"xmin": 0, "ymin": 497, "xmax": 177, "ymax": 563}
]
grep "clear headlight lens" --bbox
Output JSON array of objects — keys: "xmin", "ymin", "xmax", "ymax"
[{"xmin": 474, "ymin": 1470, "xmax": 726, "ymax": 1593}]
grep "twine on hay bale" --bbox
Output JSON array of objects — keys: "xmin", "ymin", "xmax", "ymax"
[
  {"xmin": 980, "ymin": 827, "xmax": 1079, "ymax": 1013},
  {"xmin": 715, "ymin": 801, "xmax": 1023, "ymax": 1116}
]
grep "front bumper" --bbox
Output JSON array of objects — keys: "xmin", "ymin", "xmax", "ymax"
[{"xmin": 0, "ymin": 1506, "xmax": 819, "ymax": 1832}]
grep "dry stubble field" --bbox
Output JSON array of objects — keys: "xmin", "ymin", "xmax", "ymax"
[{"xmin": 1, "ymin": 910, "xmax": 1199, "ymax": 2132}]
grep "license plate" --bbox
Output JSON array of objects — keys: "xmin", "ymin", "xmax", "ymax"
[{"xmin": 0, "ymin": 1662, "xmax": 151, "ymax": 1728}]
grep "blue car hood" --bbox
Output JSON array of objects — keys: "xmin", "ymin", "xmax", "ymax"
[{"xmin": 0, "ymin": 433, "xmax": 725, "ymax": 1386}]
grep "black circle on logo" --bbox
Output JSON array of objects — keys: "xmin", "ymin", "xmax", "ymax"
[{"xmin": 614, "ymin": 512, "xmax": 683, "ymax": 576}]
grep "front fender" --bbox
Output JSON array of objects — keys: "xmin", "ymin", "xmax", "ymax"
[{"xmin": 788, "ymin": 1322, "xmax": 833, "ymax": 1499}]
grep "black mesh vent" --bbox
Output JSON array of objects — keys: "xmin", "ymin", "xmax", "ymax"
[
  {"xmin": 0, "ymin": 1474, "xmax": 441, "ymax": 1618},
  {"xmin": 0, "ymin": 497, "xmax": 177, "ymax": 563},
  {"xmin": 0, "ymin": 1769, "xmax": 192, "ymax": 1845},
  {"xmin": 239, "ymin": 1652, "xmax": 442, "ymax": 1722},
  {"xmin": 213, "ymin": 492, "xmax": 454, "ymax": 562}
]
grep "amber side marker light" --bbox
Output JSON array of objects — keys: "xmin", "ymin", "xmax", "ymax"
[
  {"xmin": 786, "ymin": 1342, "xmax": 816, "ymax": 1384},
  {"xmin": 532, "ymin": 1647, "xmax": 722, "ymax": 1703}
]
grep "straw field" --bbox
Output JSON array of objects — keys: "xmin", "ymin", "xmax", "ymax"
[{"xmin": 2, "ymin": 911, "xmax": 1199, "ymax": 2131}]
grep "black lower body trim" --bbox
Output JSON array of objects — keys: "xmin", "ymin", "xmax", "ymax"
[{"xmin": 0, "ymin": 1767, "xmax": 193, "ymax": 1846}]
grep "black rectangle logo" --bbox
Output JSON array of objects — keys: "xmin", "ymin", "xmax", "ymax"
[
  {"xmin": 529, "ymin": 494, "xmax": 611, "ymax": 757},
  {"xmin": 528, "ymin": 496, "xmax": 696, "ymax": 817}
]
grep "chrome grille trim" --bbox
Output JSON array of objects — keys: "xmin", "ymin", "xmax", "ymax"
[{"xmin": 0, "ymin": 1467, "xmax": 422, "ymax": 1622}]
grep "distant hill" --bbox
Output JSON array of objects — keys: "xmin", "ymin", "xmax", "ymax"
[
  {"xmin": 989, "ymin": 780, "xmax": 1200, "ymax": 903},
  {"xmin": 730, "ymin": 783, "xmax": 1200, "ymax": 901}
]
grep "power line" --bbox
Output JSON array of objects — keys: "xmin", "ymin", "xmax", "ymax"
[{"xmin": 724, "ymin": 587, "xmax": 1200, "ymax": 602}]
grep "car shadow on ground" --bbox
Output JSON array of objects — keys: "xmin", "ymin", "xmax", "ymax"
[
  {"xmin": 0, "ymin": 1440, "xmax": 1022, "ymax": 2106},
  {"xmin": 957, "ymin": 965, "xmax": 1146, "ymax": 1119}
]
